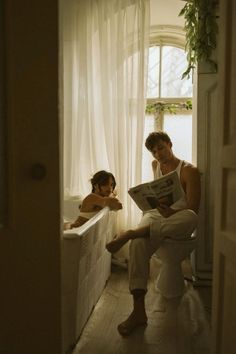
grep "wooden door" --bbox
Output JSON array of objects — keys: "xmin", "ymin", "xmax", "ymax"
[
  {"xmin": 0, "ymin": 2, "xmax": 62, "ymax": 353},
  {"xmin": 211, "ymin": 0, "xmax": 236, "ymax": 352}
]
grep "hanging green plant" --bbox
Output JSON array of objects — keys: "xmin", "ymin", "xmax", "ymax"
[
  {"xmin": 179, "ymin": 0, "xmax": 218, "ymax": 78},
  {"xmin": 146, "ymin": 100, "xmax": 192, "ymax": 115}
]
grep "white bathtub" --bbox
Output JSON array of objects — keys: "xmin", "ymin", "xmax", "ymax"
[{"xmin": 61, "ymin": 206, "xmax": 117, "ymax": 353}]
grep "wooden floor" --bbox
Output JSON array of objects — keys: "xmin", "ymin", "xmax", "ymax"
[{"xmin": 72, "ymin": 259, "xmax": 212, "ymax": 354}]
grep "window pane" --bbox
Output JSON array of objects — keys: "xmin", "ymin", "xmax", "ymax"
[
  {"xmin": 161, "ymin": 46, "xmax": 192, "ymax": 98},
  {"xmin": 147, "ymin": 46, "xmax": 160, "ymax": 98},
  {"xmin": 163, "ymin": 114, "xmax": 192, "ymax": 163}
]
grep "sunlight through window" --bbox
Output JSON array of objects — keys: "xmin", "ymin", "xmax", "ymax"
[{"xmin": 142, "ymin": 44, "xmax": 193, "ymax": 182}]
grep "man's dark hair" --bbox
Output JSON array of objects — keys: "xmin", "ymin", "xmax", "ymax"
[
  {"xmin": 145, "ymin": 131, "xmax": 171, "ymax": 151},
  {"xmin": 91, "ymin": 170, "xmax": 116, "ymax": 192}
]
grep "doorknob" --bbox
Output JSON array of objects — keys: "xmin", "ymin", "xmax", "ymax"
[{"xmin": 30, "ymin": 163, "xmax": 47, "ymax": 180}]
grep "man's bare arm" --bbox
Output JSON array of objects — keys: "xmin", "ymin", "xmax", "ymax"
[
  {"xmin": 183, "ymin": 166, "xmax": 201, "ymax": 214},
  {"xmin": 157, "ymin": 165, "xmax": 201, "ymax": 218}
]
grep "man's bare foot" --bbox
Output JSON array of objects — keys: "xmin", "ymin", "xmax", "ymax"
[
  {"xmin": 106, "ymin": 238, "xmax": 127, "ymax": 253},
  {"xmin": 106, "ymin": 231, "xmax": 133, "ymax": 253},
  {"xmin": 117, "ymin": 310, "xmax": 147, "ymax": 336}
]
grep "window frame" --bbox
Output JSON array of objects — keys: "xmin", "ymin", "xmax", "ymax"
[{"xmin": 146, "ymin": 35, "xmax": 193, "ymax": 132}]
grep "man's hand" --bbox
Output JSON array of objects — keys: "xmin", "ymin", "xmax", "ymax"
[{"xmin": 157, "ymin": 204, "xmax": 176, "ymax": 218}]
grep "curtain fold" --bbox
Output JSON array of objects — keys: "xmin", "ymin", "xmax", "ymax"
[{"xmin": 63, "ymin": 0, "xmax": 150, "ymax": 229}]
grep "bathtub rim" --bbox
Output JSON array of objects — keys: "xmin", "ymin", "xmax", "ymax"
[{"xmin": 63, "ymin": 206, "xmax": 111, "ymax": 239}]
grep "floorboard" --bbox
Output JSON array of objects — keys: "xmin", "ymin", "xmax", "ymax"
[{"xmin": 72, "ymin": 259, "xmax": 211, "ymax": 354}]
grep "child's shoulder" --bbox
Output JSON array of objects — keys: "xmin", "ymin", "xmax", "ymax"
[
  {"xmin": 80, "ymin": 193, "xmax": 95, "ymax": 211},
  {"xmin": 82, "ymin": 192, "xmax": 101, "ymax": 205},
  {"xmin": 82, "ymin": 193, "xmax": 95, "ymax": 203}
]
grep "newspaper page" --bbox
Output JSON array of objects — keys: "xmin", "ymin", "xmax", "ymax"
[{"xmin": 128, "ymin": 171, "xmax": 182, "ymax": 211}]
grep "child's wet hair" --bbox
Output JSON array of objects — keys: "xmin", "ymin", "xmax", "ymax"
[{"xmin": 91, "ymin": 170, "xmax": 116, "ymax": 192}]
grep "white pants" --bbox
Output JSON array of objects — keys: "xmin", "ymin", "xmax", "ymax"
[{"xmin": 129, "ymin": 209, "xmax": 198, "ymax": 292}]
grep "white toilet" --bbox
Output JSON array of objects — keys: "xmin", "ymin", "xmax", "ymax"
[{"xmin": 154, "ymin": 234, "xmax": 197, "ymax": 298}]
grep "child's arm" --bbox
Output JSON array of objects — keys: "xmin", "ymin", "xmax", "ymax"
[
  {"xmin": 69, "ymin": 194, "xmax": 123, "ymax": 230},
  {"xmin": 103, "ymin": 196, "xmax": 123, "ymax": 210},
  {"xmin": 84, "ymin": 193, "xmax": 122, "ymax": 211}
]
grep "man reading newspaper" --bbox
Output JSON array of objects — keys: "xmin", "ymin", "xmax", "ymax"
[
  {"xmin": 128, "ymin": 170, "xmax": 182, "ymax": 211},
  {"xmin": 106, "ymin": 131, "xmax": 201, "ymax": 336}
]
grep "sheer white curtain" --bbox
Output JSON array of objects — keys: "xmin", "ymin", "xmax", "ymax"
[{"xmin": 63, "ymin": 0, "xmax": 150, "ymax": 229}]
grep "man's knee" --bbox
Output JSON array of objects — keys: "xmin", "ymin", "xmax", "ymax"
[
  {"xmin": 176, "ymin": 209, "xmax": 198, "ymax": 236},
  {"xmin": 184, "ymin": 209, "xmax": 198, "ymax": 228},
  {"xmin": 156, "ymin": 209, "xmax": 198, "ymax": 240}
]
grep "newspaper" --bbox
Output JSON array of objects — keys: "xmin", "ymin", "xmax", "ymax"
[{"xmin": 128, "ymin": 171, "xmax": 182, "ymax": 211}]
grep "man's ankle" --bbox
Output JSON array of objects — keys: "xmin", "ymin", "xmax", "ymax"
[
  {"xmin": 132, "ymin": 288, "xmax": 146, "ymax": 301},
  {"xmin": 129, "ymin": 229, "xmax": 137, "ymax": 240}
]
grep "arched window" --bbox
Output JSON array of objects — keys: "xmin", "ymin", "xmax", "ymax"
[{"xmin": 142, "ymin": 43, "xmax": 193, "ymax": 182}]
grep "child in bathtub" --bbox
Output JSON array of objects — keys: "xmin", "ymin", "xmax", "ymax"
[{"xmin": 64, "ymin": 170, "xmax": 122, "ymax": 229}]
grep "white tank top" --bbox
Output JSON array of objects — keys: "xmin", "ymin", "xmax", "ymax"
[{"xmin": 154, "ymin": 160, "xmax": 187, "ymax": 210}]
